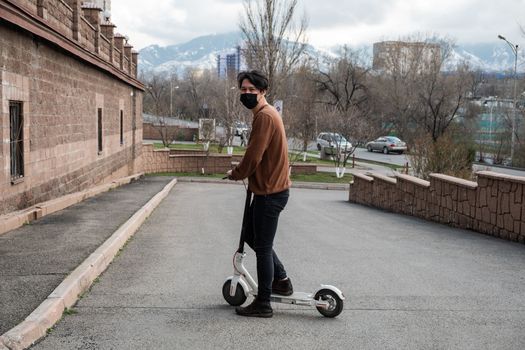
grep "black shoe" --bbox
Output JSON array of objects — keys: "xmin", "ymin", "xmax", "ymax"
[
  {"xmin": 235, "ymin": 299, "xmax": 273, "ymax": 318},
  {"xmin": 272, "ymin": 277, "xmax": 293, "ymax": 296}
]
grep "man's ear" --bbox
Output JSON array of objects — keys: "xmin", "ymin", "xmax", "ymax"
[{"xmin": 260, "ymin": 89, "xmax": 267, "ymax": 96}]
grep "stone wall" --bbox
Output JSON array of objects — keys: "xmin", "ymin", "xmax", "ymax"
[
  {"xmin": 290, "ymin": 163, "xmax": 317, "ymax": 175},
  {"xmin": 141, "ymin": 144, "xmax": 241, "ymax": 174},
  {"xmin": 0, "ymin": 0, "xmax": 143, "ymax": 215},
  {"xmin": 348, "ymin": 171, "xmax": 525, "ymax": 244}
]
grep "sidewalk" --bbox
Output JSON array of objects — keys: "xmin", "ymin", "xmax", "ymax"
[{"xmin": 0, "ymin": 176, "xmax": 174, "ymax": 337}]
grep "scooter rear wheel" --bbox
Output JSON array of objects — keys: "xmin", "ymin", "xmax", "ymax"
[
  {"xmin": 314, "ymin": 289, "xmax": 343, "ymax": 318},
  {"xmin": 222, "ymin": 280, "xmax": 247, "ymax": 306}
]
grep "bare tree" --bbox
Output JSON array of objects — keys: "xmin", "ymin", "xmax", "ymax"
[
  {"xmin": 142, "ymin": 72, "xmax": 169, "ymax": 116},
  {"xmin": 408, "ymin": 130, "xmax": 474, "ymax": 180},
  {"xmin": 208, "ymin": 76, "xmax": 246, "ymax": 150},
  {"xmin": 171, "ymin": 67, "xmax": 212, "ymax": 121},
  {"xmin": 154, "ymin": 117, "xmax": 179, "ymax": 148},
  {"xmin": 371, "ymin": 36, "xmax": 448, "ymax": 143},
  {"xmin": 313, "ymin": 48, "xmax": 375, "ymax": 177},
  {"xmin": 239, "ymin": 0, "xmax": 308, "ymax": 101},
  {"xmin": 416, "ymin": 62, "xmax": 474, "ymax": 142},
  {"xmin": 284, "ymin": 63, "xmax": 318, "ymax": 160}
]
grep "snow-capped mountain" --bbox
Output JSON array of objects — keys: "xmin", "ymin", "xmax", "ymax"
[
  {"xmin": 138, "ymin": 32, "xmax": 525, "ymax": 75},
  {"xmin": 446, "ymin": 43, "xmax": 525, "ymax": 72},
  {"xmin": 138, "ymin": 32, "xmax": 243, "ymax": 75}
]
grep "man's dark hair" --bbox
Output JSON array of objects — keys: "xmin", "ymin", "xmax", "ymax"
[{"xmin": 237, "ymin": 70, "xmax": 269, "ymax": 91}]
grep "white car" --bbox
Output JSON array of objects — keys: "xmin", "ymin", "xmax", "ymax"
[{"xmin": 316, "ymin": 132, "xmax": 352, "ymax": 154}]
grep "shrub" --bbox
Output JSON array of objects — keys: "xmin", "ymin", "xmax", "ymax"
[{"xmin": 408, "ymin": 133, "xmax": 474, "ymax": 180}]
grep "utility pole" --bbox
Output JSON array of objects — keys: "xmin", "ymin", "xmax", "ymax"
[{"xmin": 169, "ymin": 73, "xmax": 179, "ymax": 118}]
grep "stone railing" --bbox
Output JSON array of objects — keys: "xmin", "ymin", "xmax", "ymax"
[
  {"xmin": 3, "ymin": 0, "xmax": 138, "ymax": 79},
  {"xmin": 99, "ymin": 34, "xmax": 111, "ymax": 62},
  {"xmin": 141, "ymin": 144, "xmax": 242, "ymax": 174},
  {"xmin": 141, "ymin": 144, "xmax": 315, "ymax": 175},
  {"xmin": 348, "ymin": 171, "xmax": 525, "ymax": 244},
  {"xmin": 46, "ymin": 0, "xmax": 74, "ymax": 38},
  {"xmin": 79, "ymin": 16, "xmax": 96, "ymax": 52}
]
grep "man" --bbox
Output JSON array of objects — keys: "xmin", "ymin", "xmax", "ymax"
[{"xmin": 227, "ymin": 70, "xmax": 292, "ymax": 318}]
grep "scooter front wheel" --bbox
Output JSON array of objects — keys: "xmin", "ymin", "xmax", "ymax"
[
  {"xmin": 314, "ymin": 289, "xmax": 343, "ymax": 318},
  {"xmin": 222, "ymin": 279, "xmax": 247, "ymax": 306}
]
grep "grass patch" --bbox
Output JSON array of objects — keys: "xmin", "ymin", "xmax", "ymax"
[
  {"xmin": 153, "ymin": 142, "xmax": 246, "ymax": 155},
  {"xmin": 63, "ymin": 307, "xmax": 78, "ymax": 316},
  {"xmin": 291, "ymin": 172, "xmax": 352, "ymax": 183}
]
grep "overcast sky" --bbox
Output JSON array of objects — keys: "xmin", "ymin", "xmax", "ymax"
[{"xmin": 111, "ymin": 0, "xmax": 525, "ymax": 50}]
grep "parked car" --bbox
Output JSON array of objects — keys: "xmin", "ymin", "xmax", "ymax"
[
  {"xmin": 234, "ymin": 121, "xmax": 249, "ymax": 136},
  {"xmin": 316, "ymin": 132, "xmax": 352, "ymax": 154},
  {"xmin": 365, "ymin": 136, "xmax": 407, "ymax": 154}
]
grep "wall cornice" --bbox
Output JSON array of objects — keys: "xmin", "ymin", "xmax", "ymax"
[{"xmin": 0, "ymin": 0, "xmax": 144, "ymax": 91}]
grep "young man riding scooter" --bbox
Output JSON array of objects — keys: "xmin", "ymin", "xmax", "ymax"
[{"xmin": 226, "ymin": 70, "xmax": 293, "ymax": 318}]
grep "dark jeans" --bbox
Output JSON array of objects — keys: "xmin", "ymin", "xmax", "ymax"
[{"xmin": 243, "ymin": 189, "xmax": 289, "ymax": 303}]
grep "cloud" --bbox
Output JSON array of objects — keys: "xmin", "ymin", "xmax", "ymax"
[
  {"xmin": 112, "ymin": 0, "xmax": 243, "ymax": 49},
  {"xmin": 110, "ymin": 0, "xmax": 525, "ymax": 50}
]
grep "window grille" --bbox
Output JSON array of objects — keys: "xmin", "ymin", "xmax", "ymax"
[
  {"xmin": 120, "ymin": 110, "xmax": 124, "ymax": 145},
  {"xmin": 9, "ymin": 102, "xmax": 24, "ymax": 182},
  {"xmin": 98, "ymin": 108, "xmax": 103, "ymax": 152}
]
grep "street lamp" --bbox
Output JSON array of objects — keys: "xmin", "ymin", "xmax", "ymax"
[{"xmin": 498, "ymin": 34, "xmax": 519, "ymax": 165}]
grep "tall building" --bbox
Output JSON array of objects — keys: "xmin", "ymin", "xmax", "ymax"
[
  {"xmin": 217, "ymin": 46, "xmax": 242, "ymax": 79},
  {"xmin": 373, "ymin": 41, "xmax": 441, "ymax": 74}
]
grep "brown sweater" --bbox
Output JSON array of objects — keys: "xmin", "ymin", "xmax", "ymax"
[{"xmin": 231, "ymin": 103, "xmax": 291, "ymax": 195}]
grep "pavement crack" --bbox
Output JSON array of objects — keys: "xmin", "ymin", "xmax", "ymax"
[{"xmin": 1, "ymin": 272, "xmax": 67, "ymax": 277}]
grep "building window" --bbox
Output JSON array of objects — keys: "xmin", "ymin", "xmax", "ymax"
[
  {"xmin": 9, "ymin": 101, "xmax": 24, "ymax": 182},
  {"xmin": 120, "ymin": 110, "xmax": 124, "ymax": 145},
  {"xmin": 98, "ymin": 108, "xmax": 103, "ymax": 153}
]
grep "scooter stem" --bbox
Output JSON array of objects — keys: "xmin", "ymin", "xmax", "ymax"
[{"xmin": 238, "ymin": 189, "xmax": 252, "ymax": 253}]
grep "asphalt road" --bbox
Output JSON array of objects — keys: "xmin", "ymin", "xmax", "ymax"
[
  {"xmin": 289, "ymin": 138, "xmax": 410, "ymax": 167},
  {"xmin": 33, "ymin": 183, "xmax": 525, "ymax": 349},
  {"xmin": 352, "ymin": 147, "xmax": 410, "ymax": 167}
]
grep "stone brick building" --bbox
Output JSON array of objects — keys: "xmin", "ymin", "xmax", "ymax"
[{"xmin": 0, "ymin": 0, "xmax": 144, "ymax": 215}]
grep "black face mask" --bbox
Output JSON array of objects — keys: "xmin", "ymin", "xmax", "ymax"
[{"xmin": 240, "ymin": 93, "xmax": 258, "ymax": 109}]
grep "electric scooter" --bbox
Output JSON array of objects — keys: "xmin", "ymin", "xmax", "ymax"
[{"xmin": 222, "ymin": 187, "xmax": 345, "ymax": 318}]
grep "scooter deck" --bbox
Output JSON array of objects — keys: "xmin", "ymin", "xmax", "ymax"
[{"xmin": 270, "ymin": 292, "xmax": 314, "ymax": 305}]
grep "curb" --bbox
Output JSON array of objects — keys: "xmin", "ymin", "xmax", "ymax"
[
  {"xmin": 175, "ymin": 177, "xmax": 348, "ymax": 191},
  {"xmin": 0, "ymin": 178, "xmax": 178, "ymax": 350},
  {"xmin": 0, "ymin": 173, "xmax": 144, "ymax": 237}
]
